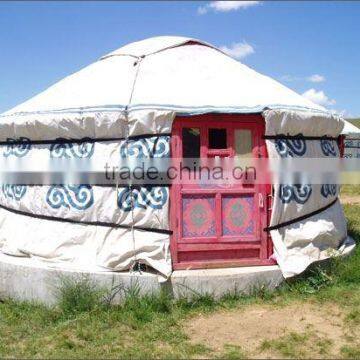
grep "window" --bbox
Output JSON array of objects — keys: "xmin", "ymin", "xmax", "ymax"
[
  {"xmin": 182, "ymin": 128, "xmax": 200, "ymax": 158},
  {"xmin": 234, "ymin": 129, "xmax": 253, "ymax": 158},
  {"xmin": 208, "ymin": 128, "xmax": 227, "ymax": 149}
]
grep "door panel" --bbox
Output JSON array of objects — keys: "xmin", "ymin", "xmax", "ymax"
[
  {"xmin": 170, "ymin": 114, "xmax": 272, "ymax": 269},
  {"xmin": 182, "ymin": 195, "xmax": 216, "ymax": 238},
  {"xmin": 222, "ymin": 194, "xmax": 255, "ymax": 237}
]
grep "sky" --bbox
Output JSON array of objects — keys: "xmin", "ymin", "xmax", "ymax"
[{"xmin": 0, "ymin": 1, "xmax": 359, "ymax": 117}]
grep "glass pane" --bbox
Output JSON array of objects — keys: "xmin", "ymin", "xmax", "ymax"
[
  {"xmin": 182, "ymin": 128, "xmax": 200, "ymax": 158},
  {"xmin": 209, "ymin": 128, "xmax": 227, "ymax": 149},
  {"xmin": 235, "ymin": 129, "xmax": 253, "ymax": 158}
]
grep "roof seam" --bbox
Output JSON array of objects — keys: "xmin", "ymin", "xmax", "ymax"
[
  {"xmin": 99, "ymin": 39, "xmax": 225, "ymax": 61},
  {"xmin": 1, "ymin": 104, "xmax": 333, "ymax": 118},
  {"xmin": 100, "ymin": 53, "xmax": 140, "ymax": 61}
]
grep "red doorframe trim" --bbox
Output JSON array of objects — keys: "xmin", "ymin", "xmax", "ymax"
[
  {"xmin": 169, "ymin": 113, "xmax": 275, "ymax": 270},
  {"xmin": 338, "ymin": 135, "xmax": 345, "ymax": 158}
]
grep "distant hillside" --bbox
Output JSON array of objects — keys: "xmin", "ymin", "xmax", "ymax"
[{"xmin": 347, "ymin": 118, "xmax": 360, "ymax": 129}]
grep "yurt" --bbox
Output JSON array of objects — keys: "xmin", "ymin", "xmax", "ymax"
[
  {"xmin": 0, "ymin": 36, "xmax": 354, "ymax": 281},
  {"xmin": 342, "ymin": 120, "xmax": 360, "ymax": 158}
]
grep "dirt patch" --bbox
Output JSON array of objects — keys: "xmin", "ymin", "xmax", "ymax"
[
  {"xmin": 185, "ymin": 302, "xmax": 354, "ymax": 358},
  {"xmin": 340, "ymin": 195, "xmax": 360, "ymax": 205}
]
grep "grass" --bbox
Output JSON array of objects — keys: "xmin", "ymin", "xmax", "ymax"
[
  {"xmin": 346, "ymin": 308, "xmax": 360, "ymax": 325},
  {"xmin": 260, "ymin": 331, "xmax": 334, "ymax": 358},
  {"xmin": 276, "ymin": 204, "xmax": 360, "ymax": 305},
  {"xmin": 260, "ymin": 332, "xmax": 310, "ymax": 358},
  {"xmin": 0, "ymin": 204, "xmax": 359, "ymax": 358},
  {"xmin": 341, "ymin": 345, "xmax": 360, "ymax": 359},
  {"xmin": 219, "ymin": 344, "xmax": 246, "ymax": 359},
  {"xmin": 341, "ymin": 184, "xmax": 360, "ymax": 197},
  {"xmin": 55, "ymin": 275, "xmax": 107, "ymax": 316}
]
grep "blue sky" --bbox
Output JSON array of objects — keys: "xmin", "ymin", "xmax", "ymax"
[{"xmin": 0, "ymin": 1, "xmax": 359, "ymax": 117}]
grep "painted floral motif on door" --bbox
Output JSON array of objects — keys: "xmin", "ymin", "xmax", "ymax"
[
  {"xmin": 182, "ymin": 196, "xmax": 216, "ymax": 237},
  {"xmin": 222, "ymin": 195, "xmax": 254, "ymax": 236}
]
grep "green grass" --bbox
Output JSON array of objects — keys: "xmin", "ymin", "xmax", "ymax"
[
  {"xmin": 341, "ymin": 184, "xmax": 360, "ymax": 196},
  {"xmin": 219, "ymin": 344, "xmax": 246, "ymax": 359},
  {"xmin": 274, "ymin": 204, "xmax": 360, "ymax": 305},
  {"xmin": 0, "ymin": 287, "xmax": 213, "ymax": 358},
  {"xmin": 260, "ymin": 331, "xmax": 334, "ymax": 358},
  {"xmin": 341, "ymin": 344, "xmax": 360, "ymax": 359},
  {"xmin": 260, "ymin": 332, "xmax": 310, "ymax": 358},
  {"xmin": 55, "ymin": 275, "xmax": 107, "ymax": 316},
  {"xmin": 346, "ymin": 308, "xmax": 360, "ymax": 325},
  {"xmin": 0, "ymin": 204, "xmax": 359, "ymax": 358}
]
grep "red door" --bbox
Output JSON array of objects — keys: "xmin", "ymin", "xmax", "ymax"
[{"xmin": 170, "ymin": 114, "xmax": 273, "ymax": 270}]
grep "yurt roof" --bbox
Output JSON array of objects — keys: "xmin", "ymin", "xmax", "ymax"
[
  {"xmin": 341, "ymin": 119, "xmax": 360, "ymax": 136},
  {"xmin": 2, "ymin": 36, "xmax": 327, "ymax": 117}
]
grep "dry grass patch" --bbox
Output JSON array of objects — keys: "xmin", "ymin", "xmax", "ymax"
[
  {"xmin": 340, "ymin": 194, "xmax": 360, "ymax": 205},
  {"xmin": 185, "ymin": 301, "xmax": 358, "ymax": 358},
  {"xmin": 340, "ymin": 185, "xmax": 360, "ymax": 204}
]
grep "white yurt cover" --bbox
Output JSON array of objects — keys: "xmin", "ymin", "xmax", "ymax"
[
  {"xmin": 342, "ymin": 120, "xmax": 360, "ymax": 159},
  {"xmin": 0, "ymin": 36, "xmax": 350, "ymax": 278},
  {"xmin": 342, "ymin": 120, "xmax": 360, "ymax": 136}
]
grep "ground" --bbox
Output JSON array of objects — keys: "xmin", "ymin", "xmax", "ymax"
[
  {"xmin": 341, "ymin": 185, "xmax": 360, "ymax": 205},
  {"xmin": 185, "ymin": 298, "xmax": 356, "ymax": 358},
  {"xmin": 0, "ymin": 187, "xmax": 359, "ymax": 359}
]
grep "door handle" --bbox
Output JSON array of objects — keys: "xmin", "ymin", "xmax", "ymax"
[
  {"xmin": 259, "ymin": 193, "xmax": 264, "ymax": 209},
  {"xmin": 267, "ymin": 194, "xmax": 273, "ymax": 211}
]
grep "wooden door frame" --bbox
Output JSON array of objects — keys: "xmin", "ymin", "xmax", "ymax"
[{"xmin": 169, "ymin": 113, "xmax": 275, "ymax": 270}]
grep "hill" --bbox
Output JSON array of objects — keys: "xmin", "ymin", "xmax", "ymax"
[{"xmin": 347, "ymin": 118, "xmax": 360, "ymax": 129}]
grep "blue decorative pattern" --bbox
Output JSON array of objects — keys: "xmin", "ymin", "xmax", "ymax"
[
  {"xmin": 117, "ymin": 186, "xmax": 168, "ymax": 211},
  {"xmin": 275, "ymin": 135, "xmax": 306, "ymax": 157},
  {"xmin": 279, "ymin": 184, "xmax": 312, "ymax": 204},
  {"xmin": 321, "ymin": 184, "xmax": 337, "ymax": 198},
  {"xmin": 3, "ymin": 137, "xmax": 31, "ymax": 157},
  {"xmin": 46, "ymin": 185, "xmax": 94, "ymax": 210},
  {"xmin": 2, "ymin": 184, "xmax": 27, "ymax": 200},
  {"xmin": 50, "ymin": 138, "xmax": 95, "ymax": 158},
  {"xmin": 120, "ymin": 136, "xmax": 170, "ymax": 158},
  {"xmin": 320, "ymin": 139, "xmax": 337, "ymax": 157}
]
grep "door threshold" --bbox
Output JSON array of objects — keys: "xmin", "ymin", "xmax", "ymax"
[{"xmin": 173, "ymin": 258, "xmax": 276, "ymax": 271}]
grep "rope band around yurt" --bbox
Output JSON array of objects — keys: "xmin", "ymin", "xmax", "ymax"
[
  {"xmin": 0, "ymin": 202, "xmax": 173, "ymax": 235},
  {"xmin": 0, "ymin": 133, "xmax": 340, "ymax": 147},
  {"xmin": 0, "ymin": 132, "xmax": 172, "ymax": 146},
  {"xmin": 263, "ymin": 134, "xmax": 341, "ymax": 141},
  {"xmin": 264, "ymin": 197, "xmax": 338, "ymax": 232}
]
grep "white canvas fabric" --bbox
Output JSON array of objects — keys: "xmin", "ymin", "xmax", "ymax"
[
  {"xmin": 0, "ymin": 185, "xmax": 169, "ymax": 229},
  {"xmin": 264, "ymin": 109, "xmax": 348, "ymax": 277},
  {"xmin": 0, "ymin": 36, "xmax": 350, "ymax": 278},
  {"xmin": 0, "ymin": 134, "xmax": 171, "ymax": 276},
  {"xmin": 0, "ymin": 206, "xmax": 171, "ymax": 277},
  {"xmin": 270, "ymin": 200, "xmax": 350, "ymax": 277},
  {"xmin": 342, "ymin": 120, "xmax": 360, "ymax": 136}
]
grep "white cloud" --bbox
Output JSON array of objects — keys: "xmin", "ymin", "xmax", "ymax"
[
  {"xmin": 198, "ymin": 1, "xmax": 261, "ymax": 14},
  {"xmin": 307, "ymin": 74, "xmax": 326, "ymax": 83},
  {"xmin": 219, "ymin": 41, "xmax": 255, "ymax": 59},
  {"xmin": 280, "ymin": 74, "xmax": 326, "ymax": 83},
  {"xmin": 302, "ymin": 88, "xmax": 336, "ymax": 107}
]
